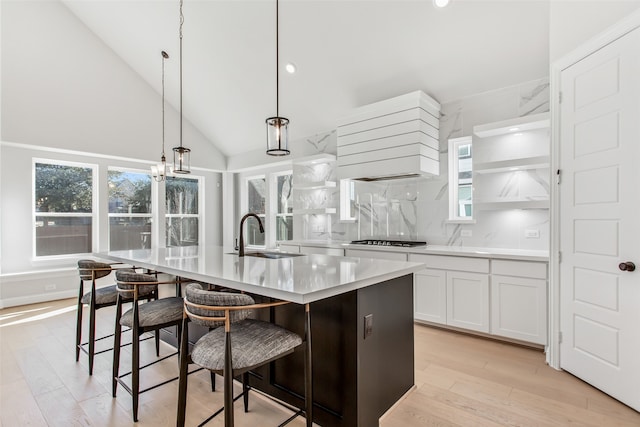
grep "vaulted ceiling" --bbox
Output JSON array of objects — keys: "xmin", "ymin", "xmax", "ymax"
[{"xmin": 62, "ymin": 0, "xmax": 550, "ymax": 158}]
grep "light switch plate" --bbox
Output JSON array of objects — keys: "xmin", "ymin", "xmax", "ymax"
[{"xmin": 525, "ymin": 229, "xmax": 540, "ymax": 238}]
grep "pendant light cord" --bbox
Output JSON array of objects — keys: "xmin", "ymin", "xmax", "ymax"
[
  {"xmin": 276, "ymin": 0, "xmax": 279, "ymax": 118},
  {"xmin": 161, "ymin": 51, "xmax": 168, "ymax": 160},
  {"xmin": 179, "ymin": 0, "xmax": 184, "ymax": 149}
]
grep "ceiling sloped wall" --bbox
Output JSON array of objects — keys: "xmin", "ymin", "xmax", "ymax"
[{"xmin": 1, "ymin": 0, "xmax": 226, "ymax": 171}]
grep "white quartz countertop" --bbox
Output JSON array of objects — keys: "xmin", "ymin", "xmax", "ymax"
[
  {"xmin": 96, "ymin": 246, "xmax": 425, "ymax": 304},
  {"xmin": 282, "ymin": 240, "xmax": 549, "ymax": 262}
]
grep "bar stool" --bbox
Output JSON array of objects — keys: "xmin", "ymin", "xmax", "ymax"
[
  {"xmin": 112, "ymin": 269, "xmax": 185, "ymax": 422},
  {"xmin": 176, "ymin": 283, "xmax": 313, "ymax": 427},
  {"xmin": 75, "ymin": 259, "xmax": 155, "ymax": 375}
]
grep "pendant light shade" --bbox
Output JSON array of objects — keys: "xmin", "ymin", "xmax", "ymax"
[
  {"xmin": 152, "ymin": 50, "xmax": 170, "ymax": 182},
  {"xmin": 266, "ymin": 0, "xmax": 290, "ymax": 156},
  {"xmin": 266, "ymin": 116, "xmax": 289, "ymax": 156},
  {"xmin": 173, "ymin": 0, "xmax": 191, "ymax": 174}
]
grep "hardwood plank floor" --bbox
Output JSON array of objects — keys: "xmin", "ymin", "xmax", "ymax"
[{"xmin": 1, "ymin": 298, "xmax": 639, "ymax": 426}]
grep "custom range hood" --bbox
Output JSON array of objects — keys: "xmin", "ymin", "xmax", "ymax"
[{"xmin": 337, "ymin": 91, "xmax": 441, "ymax": 181}]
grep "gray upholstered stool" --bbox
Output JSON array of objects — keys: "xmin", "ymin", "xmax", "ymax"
[
  {"xmin": 112, "ymin": 269, "xmax": 184, "ymax": 422},
  {"xmin": 176, "ymin": 283, "xmax": 313, "ymax": 427},
  {"xmin": 75, "ymin": 259, "xmax": 155, "ymax": 375}
]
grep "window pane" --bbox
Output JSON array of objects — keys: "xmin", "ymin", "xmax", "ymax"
[
  {"xmin": 246, "ymin": 216, "xmax": 265, "ymax": 246},
  {"xmin": 248, "ymin": 178, "xmax": 266, "ymax": 214},
  {"xmin": 109, "ymin": 217, "xmax": 152, "ymax": 250},
  {"xmin": 35, "ymin": 163, "xmax": 92, "ymax": 213},
  {"xmin": 108, "ymin": 171, "xmax": 152, "ymax": 214},
  {"xmin": 35, "ymin": 216, "xmax": 92, "ymax": 256},
  {"xmin": 166, "ymin": 217, "xmax": 198, "ymax": 247},
  {"xmin": 277, "ymin": 174, "xmax": 293, "ymax": 214},
  {"xmin": 166, "ymin": 177, "xmax": 198, "ymax": 214},
  {"xmin": 276, "ymin": 215, "xmax": 293, "ymax": 241},
  {"xmin": 457, "ymin": 143, "xmax": 472, "ymax": 218}
]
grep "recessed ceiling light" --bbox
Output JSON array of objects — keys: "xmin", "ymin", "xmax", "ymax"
[
  {"xmin": 433, "ymin": 0, "xmax": 450, "ymax": 8},
  {"xmin": 509, "ymin": 127, "xmax": 520, "ymax": 132},
  {"xmin": 285, "ymin": 63, "xmax": 296, "ymax": 74}
]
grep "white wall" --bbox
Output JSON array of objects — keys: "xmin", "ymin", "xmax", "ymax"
[
  {"xmin": 0, "ymin": 0, "xmax": 225, "ymax": 307},
  {"xmin": 549, "ymin": 0, "xmax": 640, "ymax": 63}
]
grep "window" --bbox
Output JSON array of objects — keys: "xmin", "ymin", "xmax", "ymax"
[
  {"xmin": 108, "ymin": 169, "xmax": 152, "ymax": 250},
  {"xmin": 34, "ymin": 160, "xmax": 95, "ymax": 256},
  {"xmin": 448, "ymin": 136, "xmax": 473, "ymax": 221},
  {"xmin": 245, "ymin": 175, "xmax": 266, "ymax": 246},
  {"xmin": 166, "ymin": 176, "xmax": 200, "ymax": 247},
  {"xmin": 274, "ymin": 172, "xmax": 293, "ymax": 241}
]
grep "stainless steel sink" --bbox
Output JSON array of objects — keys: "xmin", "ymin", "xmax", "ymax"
[{"xmin": 229, "ymin": 251, "xmax": 305, "ymax": 259}]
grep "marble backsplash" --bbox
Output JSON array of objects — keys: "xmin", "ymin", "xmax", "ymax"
[{"xmin": 293, "ymin": 78, "xmax": 550, "ymax": 250}]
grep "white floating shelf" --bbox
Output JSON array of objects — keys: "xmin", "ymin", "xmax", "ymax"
[
  {"xmin": 473, "ymin": 113, "xmax": 550, "ymax": 138},
  {"xmin": 474, "ymin": 156, "xmax": 550, "ymax": 174},
  {"xmin": 292, "ymin": 181, "xmax": 337, "ymax": 190},
  {"xmin": 475, "ymin": 199, "xmax": 549, "ymax": 210},
  {"xmin": 293, "ymin": 153, "xmax": 336, "ymax": 165},
  {"xmin": 293, "ymin": 208, "xmax": 337, "ymax": 215}
]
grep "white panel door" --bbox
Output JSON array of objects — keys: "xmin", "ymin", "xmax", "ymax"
[
  {"xmin": 446, "ymin": 271, "xmax": 489, "ymax": 333},
  {"xmin": 560, "ymin": 27, "xmax": 640, "ymax": 411}
]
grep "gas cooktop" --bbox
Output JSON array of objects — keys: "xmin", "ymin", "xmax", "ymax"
[{"xmin": 350, "ymin": 239, "xmax": 427, "ymax": 247}]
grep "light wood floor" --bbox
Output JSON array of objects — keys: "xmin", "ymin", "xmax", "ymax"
[{"xmin": 1, "ymin": 299, "xmax": 639, "ymax": 427}]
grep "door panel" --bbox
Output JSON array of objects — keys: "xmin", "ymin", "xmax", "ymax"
[{"xmin": 560, "ymin": 26, "xmax": 640, "ymax": 411}]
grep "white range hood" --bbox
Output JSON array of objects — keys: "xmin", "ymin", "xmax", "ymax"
[{"xmin": 337, "ymin": 90, "xmax": 440, "ymax": 181}]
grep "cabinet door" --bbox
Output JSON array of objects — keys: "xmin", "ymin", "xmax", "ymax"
[
  {"xmin": 491, "ymin": 275, "xmax": 547, "ymax": 344},
  {"xmin": 414, "ymin": 269, "xmax": 446, "ymax": 325},
  {"xmin": 446, "ymin": 271, "xmax": 490, "ymax": 333},
  {"xmin": 300, "ymin": 246, "xmax": 344, "ymax": 256}
]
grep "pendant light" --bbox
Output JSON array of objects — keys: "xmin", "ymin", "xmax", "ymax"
[
  {"xmin": 173, "ymin": 0, "xmax": 191, "ymax": 173},
  {"xmin": 151, "ymin": 51, "xmax": 170, "ymax": 182},
  {"xmin": 266, "ymin": 0, "xmax": 290, "ymax": 156}
]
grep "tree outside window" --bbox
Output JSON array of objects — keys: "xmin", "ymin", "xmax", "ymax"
[
  {"xmin": 246, "ymin": 176, "xmax": 266, "ymax": 246},
  {"xmin": 166, "ymin": 177, "xmax": 199, "ymax": 247},
  {"xmin": 108, "ymin": 170, "xmax": 152, "ymax": 250},
  {"xmin": 34, "ymin": 162, "xmax": 94, "ymax": 256},
  {"xmin": 275, "ymin": 173, "xmax": 293, "ymax": 241}
]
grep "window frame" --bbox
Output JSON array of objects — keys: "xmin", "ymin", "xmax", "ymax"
[
  {"xmin": 271, "ymin": 170, "xmax": 293, "ymax": 244},
  {"xmin": 107, "ymin": 167, "xmax": 154, "ymax": 251},
  {"xmin": 32, "ymin": 158, "xmax": 98, "ymax": 259},
  {"xmin": 164, "ymin": 174, "xmax": 203, "ymax": 248},
  {"xmin": 242, "ymin": 174, "xmax": 267, "ymax": 249},
  {"xmin": 448, "ymin": 136, "xmax": 475, "ymax": 223}
]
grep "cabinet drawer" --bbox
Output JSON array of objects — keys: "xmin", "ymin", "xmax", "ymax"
[
  {"xmin": 492, "ymin": 260, "xmax": 547, "ymax": 279},
  {"xmin": 345, "ymin": 249, "xmax": 407, "ymax": 261},
  {"xmin": 300, "ymin": 246, "xmax": 344, "ymax": 256},
  {"xmin": 408, "ymin": 254, "xmax": 489, "ymax": 273}
]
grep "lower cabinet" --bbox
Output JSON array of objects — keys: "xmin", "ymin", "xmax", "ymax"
[
  {"xmin": 410, "ymin": 254, "xmax": 548, "ymax": 345},
  {"xmin": 446, "ymin": 271, "xmax": 490, "ymax": 333}
]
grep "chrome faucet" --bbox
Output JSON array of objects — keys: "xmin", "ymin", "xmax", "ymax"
[{"xmin": 238, "ymin": 213, "xmax": 264, "ymax": 257}]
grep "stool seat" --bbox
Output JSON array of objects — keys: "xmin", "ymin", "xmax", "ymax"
[
  {"xmin": 120, "ymin": 296, "xmax": 184, "ymax": 328},
  {"xmin": 81, "ymin": 284, "xmax": 156, "ymax": 305},
  {"xmin": 191, "ymin": 319, "xmax": 302, "ymax": 373}
]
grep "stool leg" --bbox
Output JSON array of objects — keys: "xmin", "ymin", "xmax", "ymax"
[
  {"xmin": 304, "ymin": 304, "xmax": 313, "ymax": 427},
  {"xmin": 112, "ymin": 297, "xmax": 123, "ymax": 397},
  {"xmin": 132, "ymin": 329, "xmax": 140, "ymax": 422},
  {"xmin": 75, "ymin": 281, "xmax": 83, "ymax": 362},
  {"xmin": 210, "ymin": 372, "xmax": 216, "ymax": 392},
  {"xmin": 242, "ymin": 372, "xmax": 249, "ymax": 413},
  {"xmin": 88, "ymin": 300, "xmax": 96, "ymax": 375},
  {"xmin": 177, "ymin": 318, "xmax": 189, "ymax": 427},
  {"xmin": 224, "ymin": 330, "xmax": 234, "ymax": 427}
]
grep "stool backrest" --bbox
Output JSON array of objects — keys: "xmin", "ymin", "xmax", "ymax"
[
  {"xmin": 78, "ymin": 259, "xmax": 112, "ymax": 281},
  {"xmin": 184, "ymin": 283, "xmax": 255, "ymax": 328},
  {"xmin": 115, "ymin": 269, "xmax": 158, "ymax": 297}
]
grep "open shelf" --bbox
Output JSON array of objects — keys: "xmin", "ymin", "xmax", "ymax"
[
  {"xmin": 293, "ymin": 208, "xmax": 337, "ymax": 215},
  {"xmin": 475, "ymin": 199, "xmax": 549, "ymax": 210},
  {"xmin": 475, "ymin": 155, "xmax": 550, "ymax": 174},
  {"xmin": 473, "ymin": 112, "xmax": 550, "ymax": 138},
  {"xmin": 292, "ymin": 181, "xmax": 337, "ymax": 190}
]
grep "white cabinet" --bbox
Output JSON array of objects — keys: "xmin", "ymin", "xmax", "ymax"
[
  {"xmin": 345, "ymin": 248, "xmax": 407, "ymax": 261},
  {"xmin": 447, "ymin": 271, "xmax": 490, "ymax": 333},
  {"xmin": 300, "ymin": 245, "xmax": 344, "ymax": 256},
  {"xmin": 490, "ymin": 260, "xmax": 547, "ymax": 345},
  {"xmin": 414, "ymin": 269, "xmax": 446, "ymax": 325}
]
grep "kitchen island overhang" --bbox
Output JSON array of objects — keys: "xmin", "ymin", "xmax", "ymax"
[{"xmin": 96, "ymin": 246, "xmax": 425, "ymax": 427}]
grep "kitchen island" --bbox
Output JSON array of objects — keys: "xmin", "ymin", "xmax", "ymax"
[{"xmin": 97, "ymin": 246, "xmax": 425, "ymax": 427}]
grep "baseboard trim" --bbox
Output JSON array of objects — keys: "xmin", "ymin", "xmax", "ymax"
[{"xmin": 0, "ymin": 290, "xmax": 77, "ymax": 309}]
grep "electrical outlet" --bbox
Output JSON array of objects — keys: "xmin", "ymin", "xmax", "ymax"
[
  {"xmin": 45, "ymin": 284, "xmax": 57, "ymax": 291},
  {"xmin": 525, "ymin": 229, "xmax": 540, "ymax": 238},
  {"xmin": 460, "ymin": 229, "xmax": 472, "ymax": 237},
  {"xmin": 364, "ymin": 314, "xmax": 373, "ymax": 339}
]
